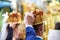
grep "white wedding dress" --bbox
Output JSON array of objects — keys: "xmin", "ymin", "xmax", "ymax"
[{"xmin": 0, "ymin": 12, "xmax": 8, "ymax": 40}]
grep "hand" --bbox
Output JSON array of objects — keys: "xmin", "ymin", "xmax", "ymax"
[
  {"xmin": 9, "ymin": 22, "xmax": 18, "ymax": 29},
  {"xmin": 24, "ymin": 13, "xmax": 34, "ymax": 25}
]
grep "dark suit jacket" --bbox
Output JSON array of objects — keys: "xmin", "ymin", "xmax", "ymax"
[
  {"xmin": 26, "ymin": 26, "xmax": 36, "ymax": 40},
  {"xmin": 6, "ymin": 24, "xmax": 13, "ymax": 40}
]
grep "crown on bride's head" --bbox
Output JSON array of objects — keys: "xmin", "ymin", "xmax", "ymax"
[{"xmin": 7, "ymin": 11, "xmax": 21, "ymax": 23}]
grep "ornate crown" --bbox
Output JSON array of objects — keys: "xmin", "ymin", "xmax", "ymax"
[{"xmin": 7, "ymin": 11, "xmax": 21, "ymax": 23}]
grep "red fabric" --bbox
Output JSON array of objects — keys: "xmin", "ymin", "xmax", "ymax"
[
  {"xmin": 32, "ymin": 11, "xmax": 36, "ymax": 14},
  {"xmin": 38, "ymin": 11, "xmax": 43, "ymax": 16},
  {"xmin": 32, "ymin": 11, "xmax": 43, "ymax": 16}
]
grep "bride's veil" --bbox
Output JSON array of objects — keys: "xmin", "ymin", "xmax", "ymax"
[{"xmin": 1, "ymin": 12, "xmax": 9, "ymax": 40}]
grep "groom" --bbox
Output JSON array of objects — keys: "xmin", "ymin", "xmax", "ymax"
[{"xmin": 24, "ymin": 14, "xmax": 36, "ymax": 40}]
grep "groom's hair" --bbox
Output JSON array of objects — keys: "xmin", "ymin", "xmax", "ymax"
[{"xmin": 55, "ymin": 22, "xmax": 60, "ymax": 30}]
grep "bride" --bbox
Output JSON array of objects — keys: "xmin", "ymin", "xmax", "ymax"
[
  {"xmin": 1, "ymin": 11, "xmax": 25, "ymax": 40},
  {"xmin": 0, "ymin": 12, "xmax": 20, "ymax": 40}
]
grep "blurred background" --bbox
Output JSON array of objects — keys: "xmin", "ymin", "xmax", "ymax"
[{"xmin": 0, "ymin": 0, "xmax": 60, "ymax": 40}]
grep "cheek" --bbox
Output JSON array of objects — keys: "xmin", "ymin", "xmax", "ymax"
[
  {"xmin": 24, "ymin": 20, "xmax": 27, "ymax": 24},
  {"xmin": 24, "ymin": 18, "xmax": 27, "ymax": 23}
]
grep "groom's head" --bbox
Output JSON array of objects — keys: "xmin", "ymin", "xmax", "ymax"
[{"xmin": 55, "ymin": 22, "xmax": 60, "ymax": 30}]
